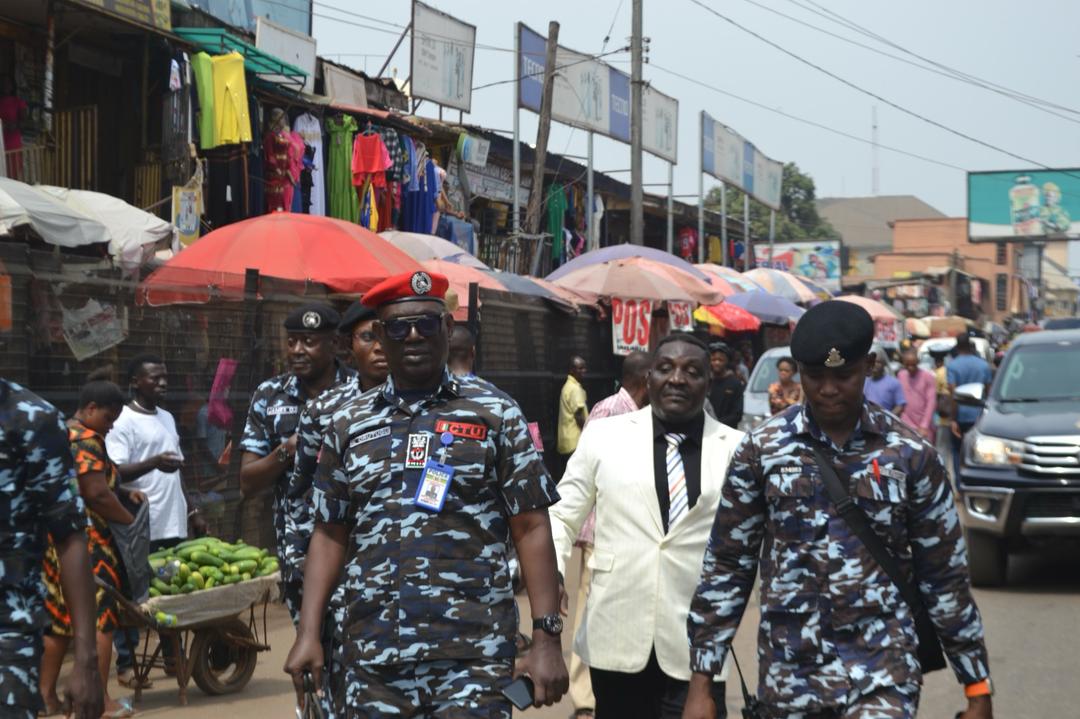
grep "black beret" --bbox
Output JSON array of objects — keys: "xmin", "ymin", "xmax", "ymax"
[
  {"xmin": 790, "ymin": 301, "xmax": 874, "ymax": 368},
  {"xmin": 338, "ymin": 300, "xmax": 377, "ymax": 334},
  {"xmin": 283, "ymin": 303, "xmax": 339, "ymax": 333}
]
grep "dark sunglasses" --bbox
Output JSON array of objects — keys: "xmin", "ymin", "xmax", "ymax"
[{"xmin": 380, "ymin": 313, "xmax": 445, "ymax": 342}]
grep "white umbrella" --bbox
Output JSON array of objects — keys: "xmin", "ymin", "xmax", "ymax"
[
  {"xmin": 38, "ymin": 186, "xmax": 177, "ymax": 271},
  {"xmin": 0, "ymin": 177, "xmax": 111, "ymax": 248}
]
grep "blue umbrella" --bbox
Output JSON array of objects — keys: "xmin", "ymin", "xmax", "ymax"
[
  {"xmin": 546, "ymin": 244, "xmax": 711, "ymax": 282},
  {"xmin": 725, "ymin": 291, "xmax": 806, "ymax": 325}
]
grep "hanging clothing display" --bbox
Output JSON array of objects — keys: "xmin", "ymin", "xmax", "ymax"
[
  {"xmin": 210, "ymin": 52, "xmax": 252, "ymax": 145},
  {"xmin": 546, "ymin": 183, "xmax": 568, "ymax": 264},
  {"xmin": 351, "ymin": 131, "xmax": 391, "ymax": 188},
  {"xmin": 326, "ymin": 115, "xmax": 359, "ymax": 223},
  {"xmin": 205, "ymin": 146, "xmax": 248, "ymax": 228},
  {"xmin": 358, "ymin": 179, "xmax": 379, "ymax": 231},
  {"xmin": 191, "ymin": 52, "xmax": 215, "ymax": 149},
  {"xmin": 402, "ymin": 158, "xmax": 437, "ymax": 234},
  {"xmin": 292, "ymin": 112, "xmax": 325, "ymax": 216},
  {"xmin": 288, "ymin": 130, "xmax": 305, "ymax": 212},
  {"xmin": 263, "ymin": 109, "xmax": 294, "ymax": 213}
]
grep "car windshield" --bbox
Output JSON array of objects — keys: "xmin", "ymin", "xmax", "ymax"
[
  {"xmin": 996, "ymin": 341, "xmax": 1080, "ymax": 401},
  {"xmin": 750, "ymin": 356, "xmax": 798, "ymax": 393}
]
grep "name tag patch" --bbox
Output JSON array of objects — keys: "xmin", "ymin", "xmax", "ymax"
[
  {"xmin": 880, "ymin": 465, "xmax": 907, "ymax": 482},
  {"xmin": 434, "ymin": 419, "xmax": 488, "ymax": 441},
  {"xmin": 406, "ymin": 433, "xmax": 430, "ymax": 469},
  {"xmin": 415, "ymin": 459, "xmax": 454, "ymax": 512},
  {"xmin": 350, "ymin": 426, "xmax": 391, "ymax": 447},
  {"xmin": 779, "ymin": 466, "xmax": 803, "ymax": 475},
  {"xmin": 267, "ymin": 405, "xmax": 298, "ymax": 416}
]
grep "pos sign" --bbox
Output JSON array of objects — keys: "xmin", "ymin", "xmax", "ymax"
[
  {"xmin": 667, "ymin": 301, "xmax": 693, "ymax": 332},
  {"xmin": 611, "ymin": 297, "xmax": 652, "ymax": 356}
]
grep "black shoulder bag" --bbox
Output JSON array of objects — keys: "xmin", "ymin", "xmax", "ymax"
[{"xmin": 810, "ymin": 447, "xmax": 947, "ymax": 673}]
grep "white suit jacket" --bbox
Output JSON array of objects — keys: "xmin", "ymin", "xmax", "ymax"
[{"xmin": 549, "ymin": 406, "xmax": 743, "ymax": 681}]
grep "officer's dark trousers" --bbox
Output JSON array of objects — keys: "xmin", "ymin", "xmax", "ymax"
[{"xmin": 589, "ymin": 648, "xmax": 727, "ymax": 719}]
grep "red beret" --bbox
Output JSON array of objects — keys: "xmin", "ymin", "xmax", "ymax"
[{"xmin": 362, "ymin": 270, "xmax": 449, "ymax": 308}]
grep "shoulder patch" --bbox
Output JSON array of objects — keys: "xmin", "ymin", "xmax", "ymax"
[{"xmin": 434, "ymin": 419, "xmax": 488, "ymax": 441}]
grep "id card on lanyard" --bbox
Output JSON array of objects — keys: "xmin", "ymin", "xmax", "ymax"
[{"xmin": 414, "ymin": 431, "xmax": 457, "ymax": 512}]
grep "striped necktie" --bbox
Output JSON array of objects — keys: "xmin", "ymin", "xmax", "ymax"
[{"xmin": 665, "ymin": 432, "xmax": 688, "ymax": 529}]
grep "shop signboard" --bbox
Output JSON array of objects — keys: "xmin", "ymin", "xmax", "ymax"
[
  {"xmin": 462, "ymin": 162, "xmax": 530, "ymax": 205},
  {"xmin": 172, "ymin": 185, "xmax": 202, "ymax": 247},
  {"xmin": 611, "ymin": 297, "xmax": 653, "ymax": 356},
  {"xmin": 667, "ymin": 301, "xmax": 693, "ymax": 332},
  {"xmin": 968, "ymin": 168, "xmax": 1080, "ymax": 242},
  {"xmin": 72, "ymin": 0, "xmax": 171, "ymax": 31},
  {"xmin": 411, "ymin": 1, "xmax": 477, "ymax": 112},
  {"xmin": 458, "ymin": 133, "xmax": 490, "ymax": 168},
  {"xmin": 256, "ymin": 16, "xmax": 316, "ymax": 93},
  {"xmin": 517, "ymin": 23, "xmax": 678, "ymax": 162},
  {"xmin": 753, "ymin": 241, "xmax": 841, "ymax": 292},
  {"xmin": 322, "ymin": 61, "xmax": 368, "ymax": 107},
  {"xmin": 701, "ymin": 111, "xmax": 783, "ymax": 210},
  {"xmin": 61, "ymin": 299, "xmax": 127, "ymax": 361}
]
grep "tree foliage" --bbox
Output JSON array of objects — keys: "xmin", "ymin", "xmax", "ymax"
[{"xmin": 704, "ymin": 162, "xmax": 838, "ymax": 244}]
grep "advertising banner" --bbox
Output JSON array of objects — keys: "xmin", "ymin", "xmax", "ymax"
[
  {"xmin": 702, "ymin": 111, "xmax": 782, "ymax": 210},
  {"xmin": 322, "ymin": 61, "xmax": 369, "ymax": 107},
  {"xmin": 256, "ymin": 16, "xmax": 316, "ymax": 93},
  {"xmin": 518, "ymin": 24, "xmax": 677, "ymax": 162},
  {"xmin": 968, "ymin": 169, "xmax": 1080, "ymax": 242},
  {"xmin": 753, "ymin": 241, "xmax": 841, "ymax": 292},
  {"xmin": 61, "ymin": 299, "xmax": 127, "ymax": 361},
  {"xmin": 611, "ymin": 298, "xmax": 653, "ymax": 355},
  {"xmin": 171, "ymin": 186, "xmax": 202, "ymax": 247},
  {"xmin": 411, "ymin": 1, "xmax": 476, "ymax": 112},
  {"xmin": 667, "ymin": 301, "xmax": 694, "ymax": 332},
  {"xmin": 189, "ymin": 0, "xmax": 311, "ymax": 36}
]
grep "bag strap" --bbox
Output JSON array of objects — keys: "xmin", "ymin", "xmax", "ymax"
[{"xmin": 809, "ymin": 447, "xmax": 932, "ymax": 622}]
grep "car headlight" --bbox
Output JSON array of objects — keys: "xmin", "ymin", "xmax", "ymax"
[{"xmin": 969, "ymin": 432, "xmax": 1023, "ymax": 466}]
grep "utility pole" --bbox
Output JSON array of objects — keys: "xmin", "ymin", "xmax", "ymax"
[
  {"xmin": 524, "ymin": 21, "xmax": 559, "ymax": 235},
  {"xmin": 630, "ymin": 0, "xmax": 644, "ymax": 245}
]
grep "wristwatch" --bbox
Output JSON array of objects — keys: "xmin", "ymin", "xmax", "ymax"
[
  {"xmin": 277, "ymin": 443, "xmax": 292, "ymax": 465},
  {"xmin": 532, "ymin": 613, "xmax": 563, "ymax": 637},
  {"xmin": 964, "ymin": 678, "xmax": 993, "ymax": 698}
]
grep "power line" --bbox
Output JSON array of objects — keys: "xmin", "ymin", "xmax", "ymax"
[
  {"xmin": 788, "ymin": 0, "xmax": 1080, "ymax": 117},
  {"xmin": 685, "ymin": 0, "xmax": 1059, "ymax": 170},
  {"xmin": 648, "ymin": 63, "xmax": 968, "ymax": 172},
  {"xmin": 729, "ymin": 0, "xmax": 1080, "ymax": 125},
  {"xmin": 600, "ymin": 0, "xmax": 626, "ymax": 53}
]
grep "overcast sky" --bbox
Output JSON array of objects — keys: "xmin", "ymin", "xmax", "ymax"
[{"xmin": 312, "ymin": 0, "xmax": 1080, "ymax": 218}]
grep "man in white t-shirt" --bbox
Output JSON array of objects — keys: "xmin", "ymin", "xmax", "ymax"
[{"xmin": 106, "ymin": 354, "xmax": 206, "ymax": 687}]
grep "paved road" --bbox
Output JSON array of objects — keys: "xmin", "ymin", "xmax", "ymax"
[{"xmin": 96, "ymin": 546, "xmax": 1078, "ymax": 718}]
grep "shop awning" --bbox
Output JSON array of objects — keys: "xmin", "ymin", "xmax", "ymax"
[{"xmin": 174, "ymin": 27, "xmax": 307, "ymax": 89}]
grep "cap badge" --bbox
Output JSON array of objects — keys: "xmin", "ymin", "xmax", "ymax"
[
  {"xmin": 411, "ymin": 271, "xmax": 432, "ymax": 295},
  {"xmin": 302, "ymin": 311, "xmax": 322, "ymax": 329},
  {"xmin": 824, "ymin": 347, "xmax": 845, "ymax": 368}
]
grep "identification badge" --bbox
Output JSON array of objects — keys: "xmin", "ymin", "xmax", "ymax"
[
  {"xmin": 405, "ymin": 433, "xmax": 430, "ymax": 469},
  {"xmin": 415, "ymin": 459, "xmax": 454, "ymax": 511}
]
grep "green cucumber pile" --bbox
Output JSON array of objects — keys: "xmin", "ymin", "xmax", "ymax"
[{"xmin": 147, "ymin": 536, "xmax": 279, "ymax": 598}]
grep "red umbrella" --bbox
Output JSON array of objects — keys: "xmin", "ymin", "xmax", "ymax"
[
  {"xmin": 139, "ymin": 213, "xmax": 421, "ymax": 305},
  {"xmin": 421, "ymin": 259, "xmax": 506, "ymax": 320},
  {"xmin": 697, "ymin": 302, "xmax": 762, "ymax": 333}
]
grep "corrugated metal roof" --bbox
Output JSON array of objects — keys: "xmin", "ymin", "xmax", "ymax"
[{"xmin": 816, "ymin": 195, "xmax": 945, "ymax": 250}]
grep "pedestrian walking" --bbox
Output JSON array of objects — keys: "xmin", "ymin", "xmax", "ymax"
[
  {"xmin": 706, "ymin": 343, "xmax": 744, "ymax": 429},
  {"xmin": 239, "ymin": 303, "xmax": 357, "ymax": 619},
  {"xmin": 551, "ymin": 334, "xmax": 742, "ymax": 718},
  {"xmin": 863, "ymin": 349, "xmax": 906, "ymax": 415},
  {"xmin": 947, "ymin": 334, "xmax": 992, "ymax": 480},
  {"xmin": 284, "ymin": 270, "xmax": 568, "ymax": 717},
  {"xmin": 0, "ymin": 377, "xmax": 104, "ymax": 719},
  {"xmin": 556, "ymin": 355, "xmax": 589, "ymax": 479},
  {"xmin": 684, "ymin": 301, "xmax": 993, "ymax": 719},
  {"xmin": 106, "ymin": 354, "xmax": 205, "ymax": 686},
  {"xmin": 285, "ymin": 300, "xmax": 389, "ymax": 718},
  {"xmin": 897, "ymin": 348, "xmax": 937, "ymax": 441},
  {"xmin": 40, "ymin": 381, "xmax": 145, "ymax": 718}
]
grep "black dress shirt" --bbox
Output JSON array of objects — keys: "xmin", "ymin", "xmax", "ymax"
[{"xmin": 652, "ymin": 412, "xmax": 705, "ymax": 533}]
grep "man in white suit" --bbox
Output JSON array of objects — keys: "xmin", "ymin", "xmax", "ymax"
[{"xmin": 550, "ymin": 333, "xmax": 743, "ymax": 718}]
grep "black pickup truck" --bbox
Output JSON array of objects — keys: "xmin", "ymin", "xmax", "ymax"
[{"xmin": 956, "ymin": 329, "xmax": 1080, "ymax": 586}]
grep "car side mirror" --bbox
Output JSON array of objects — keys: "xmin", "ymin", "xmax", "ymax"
[{"xmin": 954, "ymin": 382, "xmax": 985, "ymax": 407}]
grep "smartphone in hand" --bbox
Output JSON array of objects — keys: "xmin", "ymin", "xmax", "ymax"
[{"xmin": 501, "ymin": 676, "xmax": 535, "ymax": 710}]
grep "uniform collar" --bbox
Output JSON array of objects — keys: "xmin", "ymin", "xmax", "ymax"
[
  {"xmin": 794, "ymin": 400, "xmax": 885, "ymax": 445},
  {"xmin": 380, "ymin": 368, "xmax": 460, "ymax": 406},
  {"xmin": 286, "ymin": 361, "xmax": 355, "ymax": 400}
]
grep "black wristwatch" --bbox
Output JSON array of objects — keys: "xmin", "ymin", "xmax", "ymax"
[{"xmin": 532, "ymin": 613, "xmax": 563, "ymax": 636}]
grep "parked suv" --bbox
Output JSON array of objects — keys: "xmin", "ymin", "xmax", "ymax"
[{"xmin": 956, "ymin": 329, "xmax": 1080, "ymax": 586}]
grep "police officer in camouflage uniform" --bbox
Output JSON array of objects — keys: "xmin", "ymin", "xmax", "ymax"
[
  {"xmin": 285, "ymin": 270, "xmax": 569, "ymax": 717},
  {"xmin": 240, "ymin": 303, "xmax": 357, "ymax": 619},
  {"xmin": 0, "ymin": 377, "xmax": 104, "ymax": 719},
  {"xmin": 684, "ymin": 301, "xmax": 994, "ymax": 719},
  {"xmin": 286, "ymin": 300, "xmax": 389, "ymax": 718}
]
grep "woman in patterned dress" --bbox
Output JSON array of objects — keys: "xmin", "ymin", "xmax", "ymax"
[
  {"xmin": 39, "ymin": 381, "xmax": 147, "ymax": 717},
  {"xmin": 768, "ymin": 356, "xmax": 804, "ymax": 415}
]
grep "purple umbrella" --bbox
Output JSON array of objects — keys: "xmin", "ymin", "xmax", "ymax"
[
  {"xmin": 546, "ymin": 245, "xmax": 711, "ymax": 282},
  {"xmin": 725, "ymin": 291, "xmax": 806, "ymax": 325}
]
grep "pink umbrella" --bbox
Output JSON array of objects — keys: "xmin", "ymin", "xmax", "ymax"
[
  {"xmin": 695, "ymin": 263, "xmax": 765, "ymax": 296},
  {"xmin": 421, "ymin": 259, "xmax": 505, "ymax": 320},
  {"xmin": 380, "ymin": 230, "xmax": 489, "ymax": 269},
  {"xmin": 526, "ymin": 276, "xmax": 600, "ymax": 308},
  {"xmin": 552, "ymin": 257, "xmax": 723, "ymax": 304},
  {"xmin": 836, "ymin": 295, "xmax": 902, "ymax": 322},
  {"xmin": 546, "ymin": 244, "xmax": 711, "ymax": 282},
  {"xmin": 744, "ymin": 267, "xmax": 818, "ymax": 304}
]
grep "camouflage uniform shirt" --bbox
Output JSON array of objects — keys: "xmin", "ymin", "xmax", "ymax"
[
  {"xmin": 688, "ymin": 401, "xmax": 990, "ymax": 712},
  {"xmin": 313, "ymin": 370, "xmax": 559, "ymax": 674},
  {"xmin": 240, "ymin": 363, "xmax": 356, "ymax": 567},
  {"xmin": 0, "ymin": 379, "xmax": 87, "ymax": 713}
]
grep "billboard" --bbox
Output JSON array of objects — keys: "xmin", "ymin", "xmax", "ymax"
[
  {"xmin": 753, "ymin": 241, "xmax": 842, "ymax": 293},
  {"xmin": 701, "ymin": 111, "xmax": 782, "ymax": 210},
  {"xmin": 517, "ymin": 24, "xmax": 678, "ymax": 163},
  {"xmin": 189, "ymin": 0, "xmax": 312, "ymax": 36},
  {"xmin": 968, "ymin": 169, "xmax": 1080, "ymax": 242},
  {"xmin": 411, "ymin": 1, "xmax": 477, "ymax": 112},
  {"xmin": 256, "ymin": 17, "xmax": 316, "ymax": 92}
]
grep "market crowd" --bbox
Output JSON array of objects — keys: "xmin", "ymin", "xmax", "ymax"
[{"xmin": 1, "ymin": 269, "xmax": 998, "ymax": 719}]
